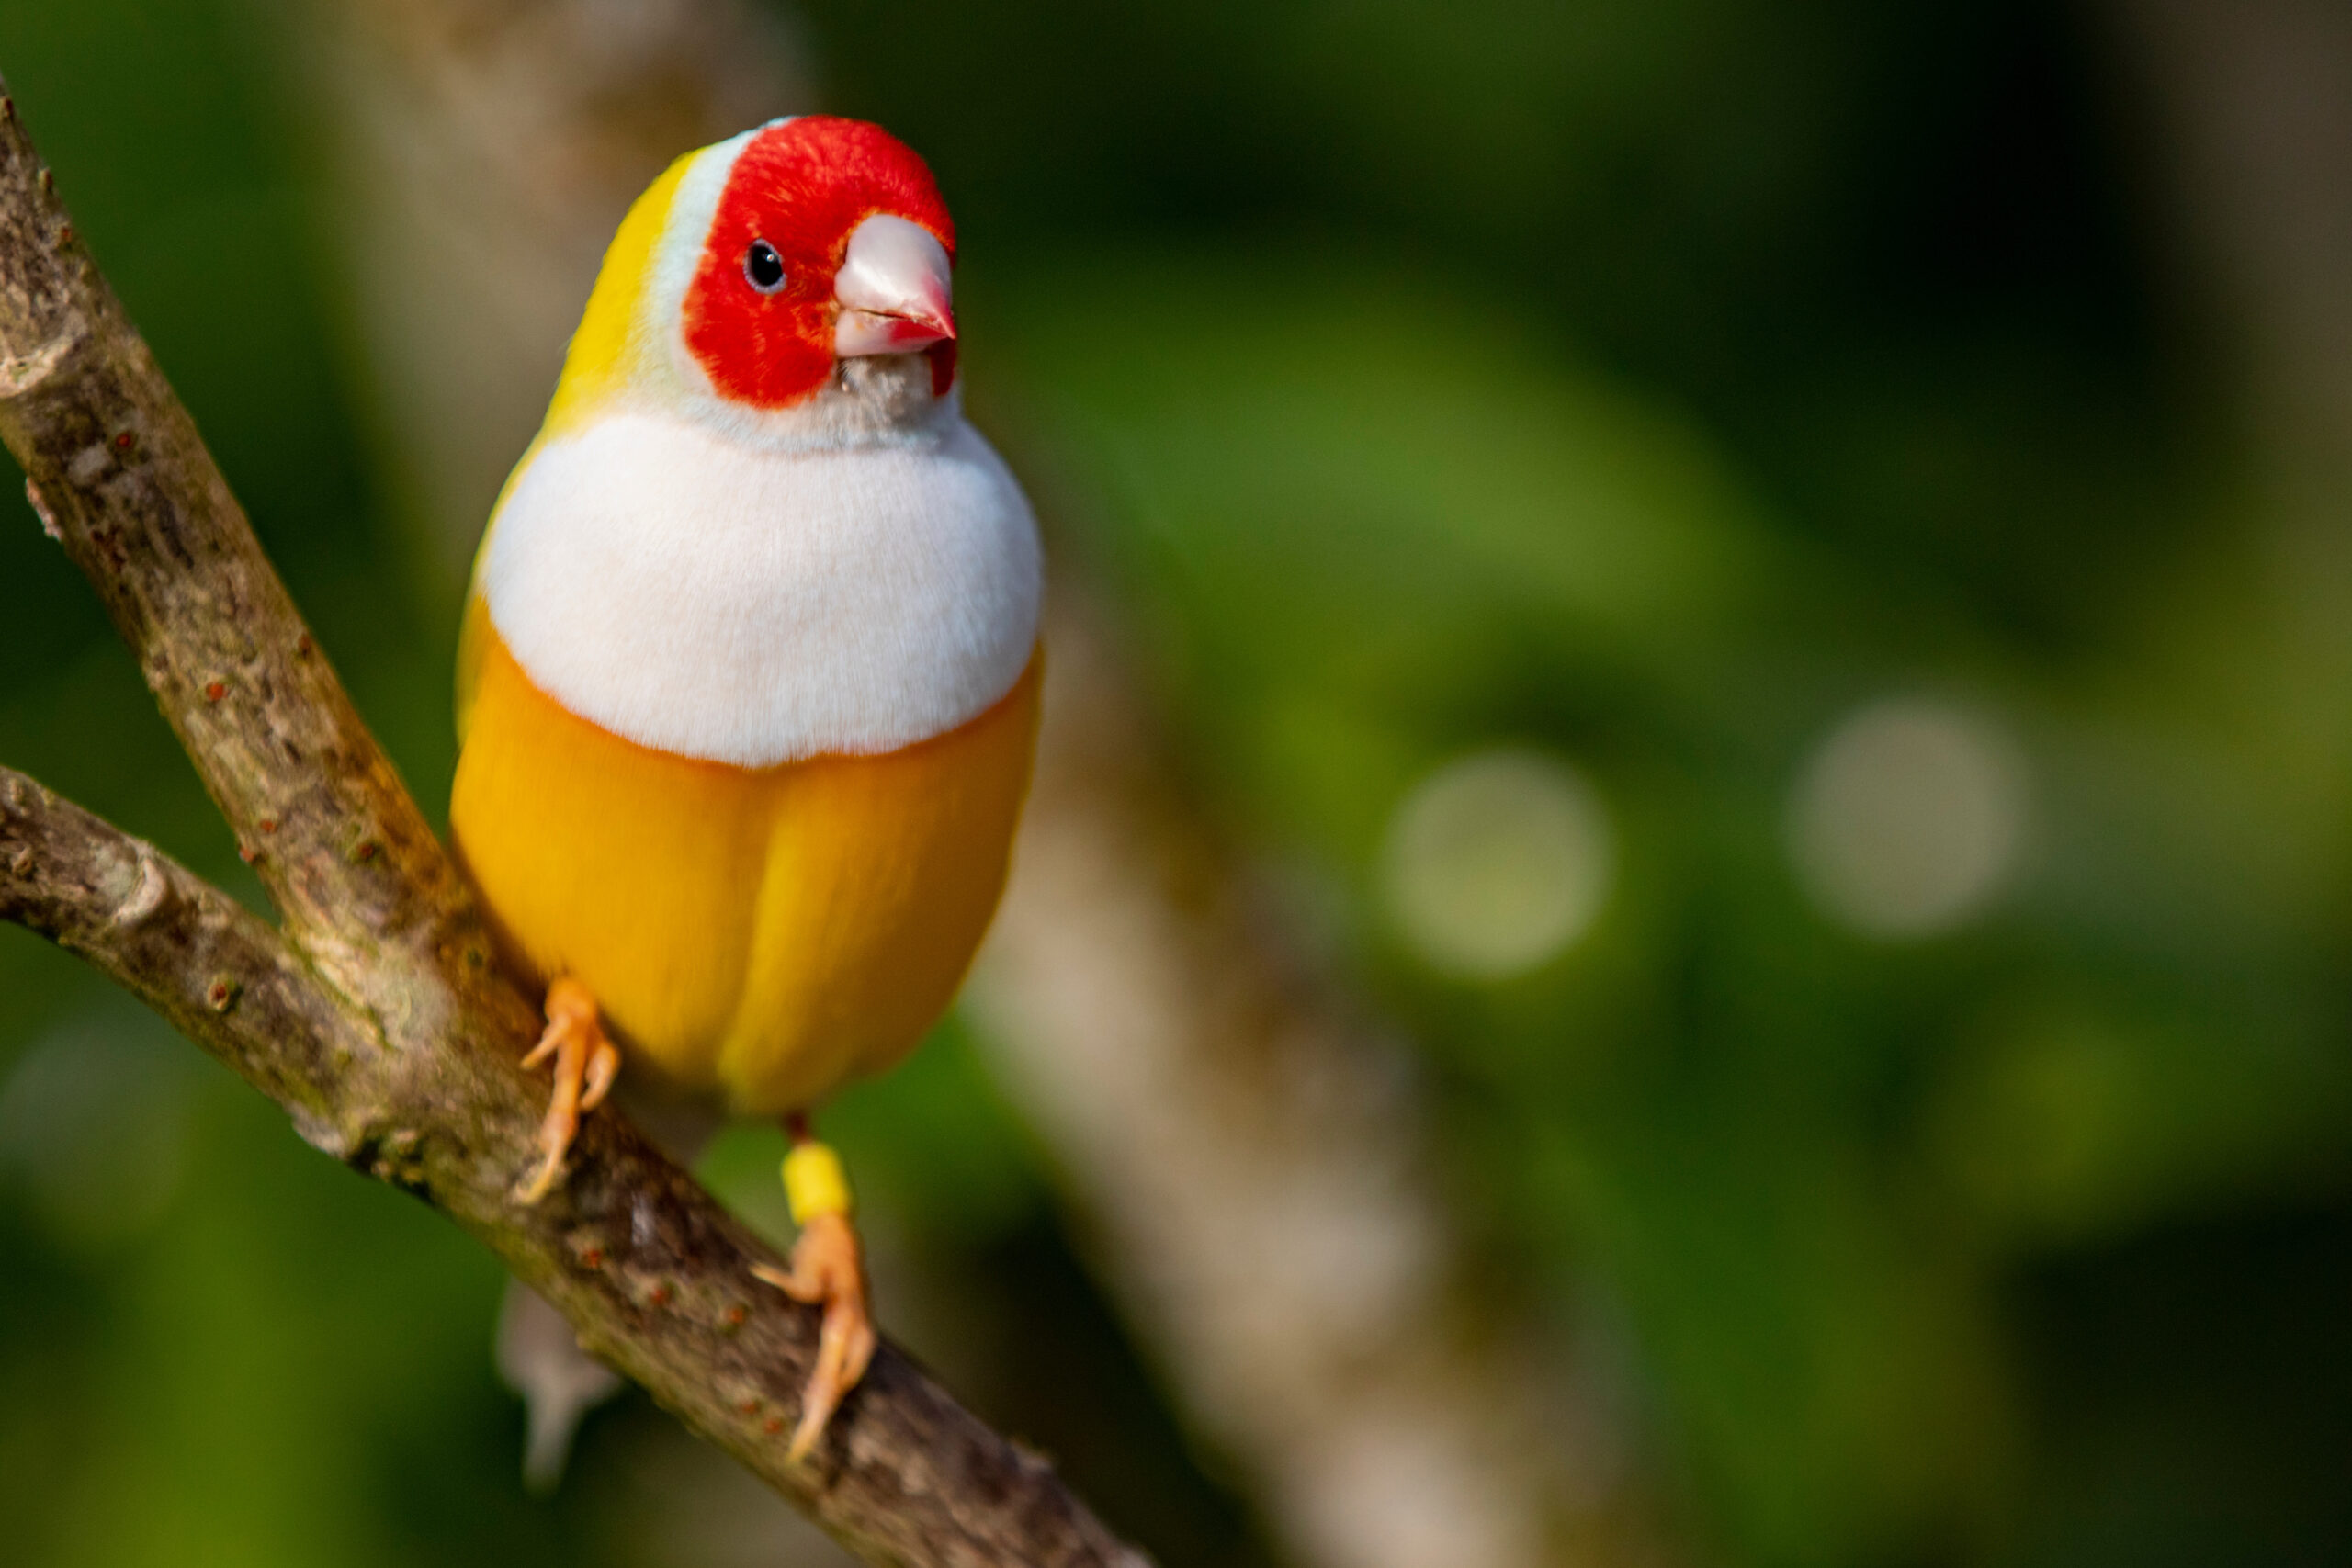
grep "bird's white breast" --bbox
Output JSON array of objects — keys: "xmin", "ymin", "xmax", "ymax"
[{"xmin": 480, "ymin": 409, "xmax": 1042, "ymax": 767}]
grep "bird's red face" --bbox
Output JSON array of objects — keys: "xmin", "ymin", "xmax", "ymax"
[{"xmin": 682, "ymin": 117, "xmax": 958, "ymax": 409}]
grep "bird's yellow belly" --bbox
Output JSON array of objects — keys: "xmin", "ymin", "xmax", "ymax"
[{"xmin": 450, "ymin": 623, "xmax": 1038, "ymax": 1116}]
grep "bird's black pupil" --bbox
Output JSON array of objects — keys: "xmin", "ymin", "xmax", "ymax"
[{"xmin": 745, "ymin": 240, "xmax": 786, "ymax": 293}]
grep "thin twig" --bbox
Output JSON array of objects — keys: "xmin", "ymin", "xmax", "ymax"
[{"xmin": 0, "ymin": 74, "xmax": 1148, "ymax": 1568}]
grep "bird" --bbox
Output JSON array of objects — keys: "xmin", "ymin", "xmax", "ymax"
[{"xmin": 447, "ymin": 115, "xmax": 1043, "ymax": 1461}]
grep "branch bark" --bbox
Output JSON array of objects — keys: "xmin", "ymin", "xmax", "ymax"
[{"xmin": 0, "ymin": 76, "xmax": 1148, "ymax": 1568}]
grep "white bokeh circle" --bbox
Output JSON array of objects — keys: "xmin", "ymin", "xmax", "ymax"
[
  {"xmin": 1381, "ymin": 748, "xmax": 1614, "ymax": 980},
  {"xmin": 1788, "ymin": 696, "xmax": 2029, "ymax": 939}
]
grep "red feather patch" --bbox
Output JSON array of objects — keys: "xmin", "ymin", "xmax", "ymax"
[{"xmin": 684, "ymin": 118, "xmax": 955, "ymax": 410}]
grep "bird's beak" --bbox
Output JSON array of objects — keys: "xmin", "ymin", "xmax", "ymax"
[{"xmin": 833, "ymin": 214, "xmax": 956, "ymax": 358}]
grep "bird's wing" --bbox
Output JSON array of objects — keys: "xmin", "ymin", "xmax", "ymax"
[
  {"xmin": 456, "ymin": 434, "xmax": 556, "ymax": 744},
  {"xmin": 455, "ymin": 589, "xmax": 492, "ymax": 745}
]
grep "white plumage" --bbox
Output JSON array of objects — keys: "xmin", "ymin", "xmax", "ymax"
[{"xmin": 480, "ymin": 405, "xmax": 1042, "ymax": 767}]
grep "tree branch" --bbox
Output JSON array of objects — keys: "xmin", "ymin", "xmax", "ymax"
[
  {"xmin": 0, "ymin": 765, "xmax": 374, "ymax": 1136},
  {"xmin": 0, "ymin": 75, "xmax": 1148, "ymax": 1568}
]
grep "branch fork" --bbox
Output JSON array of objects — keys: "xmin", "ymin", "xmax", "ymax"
[{"xmin": 0, "ymin": 73, "xmax": 1147, "ymax": 1568}]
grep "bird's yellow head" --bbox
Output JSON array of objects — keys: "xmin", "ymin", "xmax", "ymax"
[{"xmin": 544, "ymin": 117, "xmax": 958, "ymax": 446}]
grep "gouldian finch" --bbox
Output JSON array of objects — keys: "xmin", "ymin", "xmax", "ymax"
[{"xmin": 448, "ymin": 116, "xmax": 1042, "ymax": 1458}]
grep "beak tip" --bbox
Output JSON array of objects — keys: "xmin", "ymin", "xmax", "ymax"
[
  {"xmin": 833, "ymin": 214, "xmax": 958, "ymax": 361},
  {"xmin": 833, "ymin": 307, "xmax": 956, "ymax": 359}
]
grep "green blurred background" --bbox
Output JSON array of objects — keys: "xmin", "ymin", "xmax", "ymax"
[{"xmin": 4, "ymin": 1, "xmax": 2350, "ymax": 1564}]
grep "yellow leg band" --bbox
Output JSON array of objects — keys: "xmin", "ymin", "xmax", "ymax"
[{"xmin": 783, "ymin": 1140, "xmax": 853, "ymax": 1225}]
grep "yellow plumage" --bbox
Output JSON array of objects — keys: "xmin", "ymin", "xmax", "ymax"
[{"xmin": 452, "ymin": 615, "xmax": 1037, "ymax": 1116}]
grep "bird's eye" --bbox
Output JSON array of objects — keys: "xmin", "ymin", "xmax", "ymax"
[{"xmin": 744, "ymin": 239, "xmax": 786, "ymax": 294}]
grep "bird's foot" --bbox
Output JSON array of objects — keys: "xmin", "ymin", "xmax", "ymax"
[
  {"xmin": 752, "ymin": 1207, "xmax": 876, "ymax": 1461},
  {"xmin": 514, "ymin": 976, "xmax": 619, "ymax": 1204}
]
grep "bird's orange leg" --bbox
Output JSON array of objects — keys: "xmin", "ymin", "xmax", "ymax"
[
  {"xmin": 752, "ymin": 1113, "xmax": 877, "ymax": 1461},
  {"xmin": 515, "ymin": 976, "xmax": 620, "ymax": 1204}
]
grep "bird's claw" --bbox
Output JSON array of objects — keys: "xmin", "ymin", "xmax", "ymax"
[
  {"xmin": 515, "ymin": 976, "xmax": 620, "ymax": 1204},
  {"xmin": 753, "ymin": 1210, "xmax": 877, "ymax": 1461}
]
